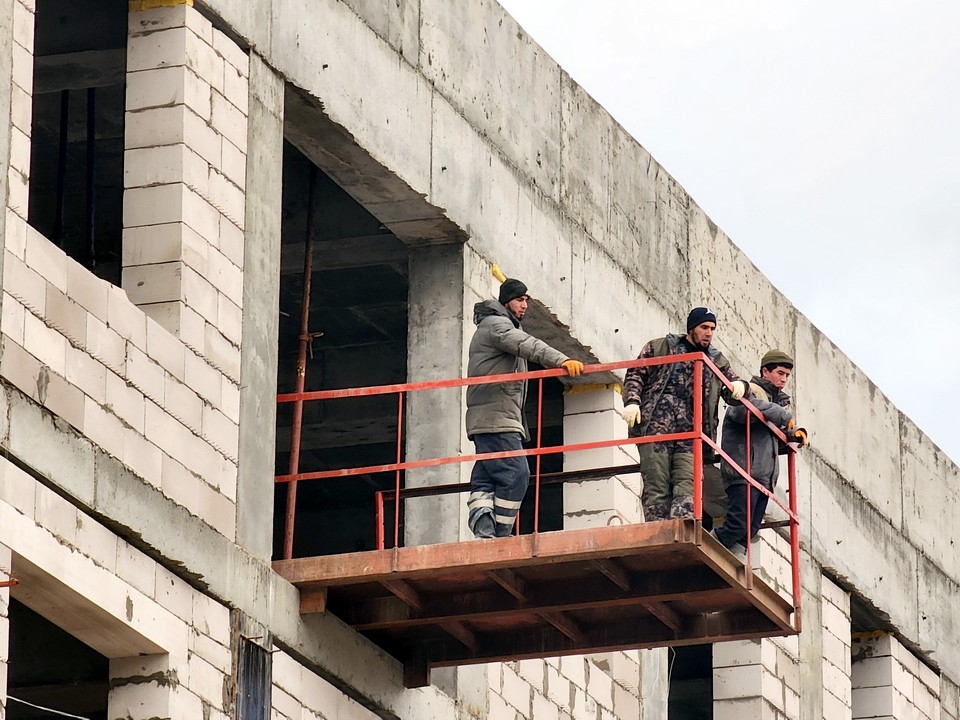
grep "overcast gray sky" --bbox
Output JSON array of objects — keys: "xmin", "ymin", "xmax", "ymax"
[{"xmin": 498, "ymin": 0, "xmax": 960, "ymax": 464}]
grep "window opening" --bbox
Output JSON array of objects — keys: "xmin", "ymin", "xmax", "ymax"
[
  {"xmin": 29, "ymin": 0, "xmax": 127, "ymax": 284},
  {"xmin": 7, "ymin": 599, "xmax": 108, "ymax": 720},
  {"xmin": 273, "ymin": 141, "xmax": 409, "ymax": 559},
  {"xmin": 236, "ymin": 638, "xmax": 271, "ymax": 720}
]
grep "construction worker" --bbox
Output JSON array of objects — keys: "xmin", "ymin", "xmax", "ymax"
[
  {"xmin": 621, "ymin": 307, "xmax": 747, "ymax": 522},
  {"xmin": 465, "ymin": 278, "xmax": 584, "ymax": 538},
  {"xmin": 713, "ymin": 349, "xmax": 808, "ymax": 560}
]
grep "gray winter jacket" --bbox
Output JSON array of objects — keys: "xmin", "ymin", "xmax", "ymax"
[
  {"xmin": 465, "ymin": 300, "xmax": 569, "ymax": 441},
  {"xmin": 720, "ymin": 376, "xmax": 793, "ymax": 489}
]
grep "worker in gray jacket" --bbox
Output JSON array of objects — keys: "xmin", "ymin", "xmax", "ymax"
[
  {"xmin": 466, "ymin": 278, "xmax": 584, "ymax": 538},
  {"xmin": 713, "ymin": 349, "xmax": 808, "ymax": 559}
]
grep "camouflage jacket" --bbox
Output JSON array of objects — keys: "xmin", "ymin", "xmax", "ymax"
[{"xmin": 621, "ymin": 334, "xmax": 740, "ymax": 460}]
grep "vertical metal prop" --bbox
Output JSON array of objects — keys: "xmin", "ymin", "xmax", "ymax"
[
  {"xmin": 692, "ymin": 359, "xmax": 703, "ymax": 520},
  {"xmin": 86, "ymin": 88, "xmax": 97, "ymax": 267},
  {"xmin": 283, "ymin": 165, "xmax": 318, "ymax": 560},
  {"xmin": 53, "ymin": 89, "xmax": 70, "ymax": 246}
]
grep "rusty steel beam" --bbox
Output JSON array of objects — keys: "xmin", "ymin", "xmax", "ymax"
[{"xmin": 339, "ymin": 569, "xmax": 730, "ymax": 631}]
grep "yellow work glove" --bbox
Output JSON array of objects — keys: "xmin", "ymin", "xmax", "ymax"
[
  {"xmin": 621, "ymin": 404, "xmax": 641, "ymax": 427},
  {"xmin": 729, "ymin": 380, "xmax": 747, "ymax": 400},
  {"xmin": 789, "ymin": 427, "xmax": 809, "ymax": 448},
  {"xmin": 562, "ymin": 360, "xmax": 584, "ymax": 377}
]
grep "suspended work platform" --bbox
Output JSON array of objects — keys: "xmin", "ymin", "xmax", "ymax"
[
  {"xmin": 273, "ymin": 519, "xmax": 796, "ymax": 687},
  {"xmin": 274, "ymin": 355, "xmax": 802, "ymax": 687}
]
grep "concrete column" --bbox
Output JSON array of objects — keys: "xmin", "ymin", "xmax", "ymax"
[
  {"xmin": 561, "ymin": 386, "xmax": 642, "ymax": 530},
  {"xmin": 821, "ymin": 576, "xmax": 852, "ymax": 720},
  {"xmin": 851, "ymin": 634, "xmax": 940, "ymax": 720},
  {"xmin": 0, "ymin": 542, "xmax": 10, "ymax": 716},
  {"xmin": 403, "ymin": 243, "xmax": 466, "ymax": 547},
  {"xmin": 235, "ymin": 53, "xmax": 283, "ymax": 561},
  {"xmin": 123, "ymin": 2, "xmax": 247, "ymax": 387}
]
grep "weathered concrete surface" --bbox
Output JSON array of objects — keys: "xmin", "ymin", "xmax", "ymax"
[
  {"xmin": 341, "ymin": 0, "xmax": 419, "ymax": 66},
  {"xmin": 900, "ymin": 413, "xmax": 960, "ymax": 581},
  {"xmin": 805, "ymin": 451, "xmax": 919, "ymax": 642},
  {"xmin": 236, "ymin": 52, "xmax": 284, "ymax": 562},
  {"xmin": 420, "ymin": 0, "xmax": 562, "ymax": 202},
  {"xmin": 404, "ymin": 242, "xmax": 467, "ymax": 546}
]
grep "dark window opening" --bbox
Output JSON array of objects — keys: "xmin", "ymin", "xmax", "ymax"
[
  {"xmin": 274, "ymin": 141, "xmax": 409, "ymax": 560},
  {"xmin": 6, "ymin": 599, "xmax": 109, "ymax": 720},
  {"xmin": 517, "ymin": 367, "xmax": 566, "ymax": 534},
  {"xmin": 236, "ymin": 638, "xmax": 271, "ymax": 720},
  {"xmin": 669, "ymin": 644, "xmax": 712, "ymax": 720},
  {"xmin": 29, "ymin": 0, "xmax": 127, "ymax": 285}
]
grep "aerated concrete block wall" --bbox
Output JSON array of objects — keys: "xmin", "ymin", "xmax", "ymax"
[{"xmin": 0, "ymin": 457, "xmax": 235, "ymax": 719}]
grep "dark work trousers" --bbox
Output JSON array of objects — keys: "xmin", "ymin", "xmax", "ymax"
[
  {"xmin": 716, "ymin": 481, "xmax": 771, "ymax": 548},
  {"xmin": 467, "ymin": 432, "xmax": 529, "ymax": 537}
]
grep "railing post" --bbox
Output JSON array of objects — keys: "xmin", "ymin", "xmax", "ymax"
[
  {"xmin": 394, "ymin": 392, "xmax": 405, "ymax": 549},
  {"xmin": 788, "ymin": 447, "xmax": 802, "ymax": 630},
  {"xmin": 692, "ymin": 357, "xmax": 703, "ymax": 521},
  {"xmin": 533, "ymin": 377, "xmax": 544, "ymax": 534}
]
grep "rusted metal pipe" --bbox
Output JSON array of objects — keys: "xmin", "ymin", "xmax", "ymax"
[{"xmin": 282, "ymin": 164, "xmax": 318, "ymax": 560}]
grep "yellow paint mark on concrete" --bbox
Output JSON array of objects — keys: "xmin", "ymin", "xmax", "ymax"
[
  {"xmin": 564, "ymin": 383, "xmax": 622, "ymax": 395},
  {"xmin": 129, "ymin": 0, "xmax": 193, "ymax": 11}
]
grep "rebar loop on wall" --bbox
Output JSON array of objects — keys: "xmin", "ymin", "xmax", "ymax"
[
  {"xmin": 0, "ymin": 575, "xmax": 19, "ymax": 588},
  {"xmin": 282, "ymin": 164, "xmax": 319, "ymax": 561}
]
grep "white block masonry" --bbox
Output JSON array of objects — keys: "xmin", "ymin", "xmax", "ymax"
[
  {"xmin": 562, "ymin": 386, "xmax": 644, "ymax": 529},
  {"xmin": 124, "ymin": 3, "xmax": 247, "ymax": 384},
  {"xmin": 714, "ymin": 632, "xmax": 801, "ymax": 720},
  {"xmin": 821, "ymin": 576, "xmax": 852, "ymax": 720},
  {"xmin": 852, "ymin": 633, "xmax": 940, "ymax": 720}
]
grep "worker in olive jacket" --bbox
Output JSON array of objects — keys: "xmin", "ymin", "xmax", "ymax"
[
  {"xmin": 466, "ymin": 278, "xmax": 584, "ymax": 538},
  {"xmin": 713, "ymin": 349, "xmax": 808, "ymax": 559},
  {"xmin": 621, "ymin": 307, "xmax": 747, "ymax": 522}
]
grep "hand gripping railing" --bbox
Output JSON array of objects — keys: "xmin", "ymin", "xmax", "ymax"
[{"xmin": 276, "ymin": 353, "xmax": 802, "ymax": 617}]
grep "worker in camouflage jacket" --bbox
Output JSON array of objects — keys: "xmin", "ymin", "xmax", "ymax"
[
  {"xmin": 620, "ymin": 307, "xmax": 747, "ymax": 522},
  {"xmin": 465, "ymin": 278, "xmax": 584, "ymax": 539},
  {"xmin": 713, "ymin": 349, "xmax": 808, "ymax": 559}
]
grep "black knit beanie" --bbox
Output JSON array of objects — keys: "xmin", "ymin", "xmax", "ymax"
[
  {"xmin": 498, "ymin": 278, "xmax": 528, "ymax": 305},
  {"xmin": 686, "ymin": 306, "xmax": 717, "ymax": 331}
]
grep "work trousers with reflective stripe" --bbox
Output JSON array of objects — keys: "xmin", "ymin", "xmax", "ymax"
[{"xmin": 467, "ymin": 432, "xmax": 529, "ymax": 537}]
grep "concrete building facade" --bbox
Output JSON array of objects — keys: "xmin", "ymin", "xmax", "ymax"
[{"xmin": 0, "ymin": 0, "xmax": 957, "ymax": 718}]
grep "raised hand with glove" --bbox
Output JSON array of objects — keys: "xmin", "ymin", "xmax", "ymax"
[
  {"xmin": 787, "ymin": 426, "xmax": 809, "ymax": 448},
  {"xmin": 620, "ymin": 403, "xmax": 641, "ymax": 428},
  {"xmin": 562, "ymin": 359, "xmax": 584, "ymax": 377},
  {"xmin": 728, "ymin": 380, "xmax": 748, "ymax": 401}
]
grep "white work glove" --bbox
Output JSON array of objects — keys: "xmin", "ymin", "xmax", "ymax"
[
  {"xmin": 729, "ymin": 380, "xmax": 747, "ymax": 401},
  {"xmin": 621, "ymin": 404, "xmax": 641, "ymax": 428}
]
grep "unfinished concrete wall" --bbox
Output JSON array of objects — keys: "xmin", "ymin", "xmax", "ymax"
[{"xmin": 0, "ymin": 0, "xmax": 956, "ymax": 717}]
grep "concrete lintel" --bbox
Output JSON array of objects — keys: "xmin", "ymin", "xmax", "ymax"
[{"xmin": 283, "ymin": 85, "xmax": 467, "ymax": 248}]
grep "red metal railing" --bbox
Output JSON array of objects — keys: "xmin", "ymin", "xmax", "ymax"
[{"xmin": 276, "ymin": 354, "xmax": 802, "ymax": 618}]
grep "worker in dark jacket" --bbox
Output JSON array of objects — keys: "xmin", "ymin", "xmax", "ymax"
[
  {"xmin": 466, "ymin": 278, "xmax": 584, "ymax": 538},
  {"xmin": 620, "ymin": 307, "xmax": 747, "ymax": 522},
  {"xmin": 713, "ymin": 349, "xmax": 808, "ymax": 560}
]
